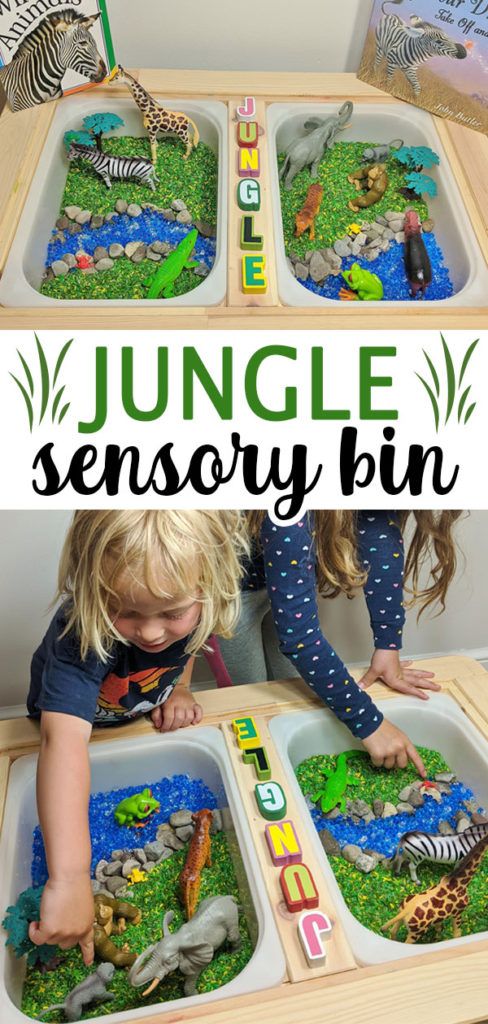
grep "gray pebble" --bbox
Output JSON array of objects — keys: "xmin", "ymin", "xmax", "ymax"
[
  {"xmin": 156, "ymin": 823, "xmax": 173, "ymax": 842},
  {"xmin": 398, "ymin": 786, "xmax": 413, "ymax": 802},
  {"xmin": 376, "ymin": 214, "xmax": 388, "ymax": 226},
  {"xmin": 121, "ymin": 858, "xmax": 140, "ymax": 878},
  {"xmin": 435, "ymin": 772, "xmax": 456, "ymax": 784},
  {"xmin": 362, "ymin": 811, "xmax": 375, "ymax": 824},
  {"xmin": 176, "ymin": 825, "xmax": 195, "ymax": 842},
  {"xmin": 61, "ymin": 252, "xmax": 77, "ymax": 269},
  {"xmin": 134, "ymin": 848, "xmax": 147, "ymax": 865},
  {"xmin": 286, "ymin": 257, "xmax": 295, "ymax": 276},
  {"xmin": 211, "ymin": 809, "xmax": 223, "ymax": 833},
  {"xmin": 95, "ymin": 258, "xmax": 114, "ymax": 272},
  {"xmin": 333, "ymin": 238, "xmax": 351, "ymax": 258},
  {"xmin": 65, "ymin": 205, "xmax": 81, "ymax": 220},
  {"xmin": 95, "ymin": 859, "xmax": 109, "ymax": 882},
  {"xmin": 91, "ymin": 214, "xmax": 104, "ymax": 230},
  {"xmin": 397, "ymin": 802, "xmax": 415, "ymax": 815},
  {"xmin": 105, "ymin": 860, "xmax": 124, "ymax": 876},
  {"xmin": 163, "ymin": 831, "xmax": 185, "ymax": 851},
  {"xmin": 150, "ymin": 240, "xmax": 171, "ymax": 255},
  {"xmin": 56, "ymin": 216, "xmax": 69, "ymax": 231},
  {"xmin": 144, "ymin": 840, "xmax": 167, "ymax": 861},
  {"xmin": 161, "ymin": 208, "xmax": 176, "ymax": 221},
  {"xmin": 93, "ymin": 246, "xmax": 108, "ymax": 262},
  {"xmin": 471, "ymin": 811, "xmax": 488, "ymax": 825},
  {"xmin": 373, "ymin": 799, "xmax": 384, "ymax": 818},
  {"xmin": 318, "ymin": 829, "xmax": 341, "ymax": 857},
  {"xmin": 194, "ymin": 262, "xmax": 210, "ymax": 277},
  {"xmin": 383, "ymin": 227, "xmax": 395, "ymax": 241},
  {"xmin": 194, "ymin": 219, "xmax": 216, "ymax": 238},
  {"xmin": 463, "ymin": 798, "xmax": 478, "ymax": 813},
  {"xmin": 43, "ymin": 267, "xmax": 54, "ymax": 281},
  {"xmin": 342, "ymin": 844, "xmax": 361, "ymax": 864},
  {"xmin": 76, "ymin": 210, "xmax": 92, "ymax": 225},
  {"xmin": 147, "ymin": 250, "xmax": 162, "ymax": 261},
  {"xmin": 348, "ymin": 799, "xmax": 372, "ymax": 819},
  {"xmin": 109, "ymin": 243, "xmax": 124, "ymax": 259},
  {"xmin": 172, "ymin": 198, "xmax": 187, "ymax": 212},
  {"xmin": 408, "ymin": 791, "xmax": 424, "ymax": 808},
  {"xmin": 170, "ymin": 809, "xmax": 193, "ymax": 828},
  {"xmin": 324, "ymin": 807, "xmax": 341, "ymax": 820},
  {"xmin": 422, "ymin": 218, "xmax": 434, "ymax": 233},
  {"xmin": 105, "ymin": 876, "xmax": 127, "ymax": 895},
  {"xmin": 127, "ymin": 203, "xmax": 142, "ymax": 217},
  {"xmin": 115, "ymin": 199, "xmax": 128, "ymax": 214},
  {"xmin": 395, "ymin": 232, "xmax": 405, "ymax": 244},
  {"xmin": 438, "ymin": 820, "xmax": 455, "ymax": 836},
  {"xmin": 456, "ymin": 817, "xmax": 471, "ymax": 833},
  {"xmin": 295, "ymin": 262, "xmax": 309, "ymax": 281},
  {"xmin": 384, "ymin": 210, "xmax": 399, "ymax": 222},
  {"xmin": 309, "ymin": 250, "xmax": 330, "ymax": 283},
  {"xmin": 382, "ymin": 802, "xmax": 398, "ymax": 818},
  {"xmin": 51, "ymin": 259, "xmax": 69, "ymax": 277},
  {"xmin": 105, "ymin": 211, "xmax": 119, "ymax": 223},
  {"xmin": 355, "ymin": 853, "xmax": 377, "ymax": 873},
  {"xmin": 176, "ymin": 210, "xmax": 192, "ymax": 224}
]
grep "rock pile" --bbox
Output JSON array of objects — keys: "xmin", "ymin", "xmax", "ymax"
[{"xmin": 92, "ymin": 807, "xmax": 222, "ymax": 896}]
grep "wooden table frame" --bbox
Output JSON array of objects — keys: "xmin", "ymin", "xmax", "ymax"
[
  {"xmin": 1, "ymin": 655, "xmax": 488, "ymax": 1024},
  {"xmin": 1, "ymin": 72, "xmax": 487, "ymax": 330}
]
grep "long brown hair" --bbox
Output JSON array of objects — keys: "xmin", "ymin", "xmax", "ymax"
[{"xmin": 247, "ymin": 511, "xmax": 464, "ymax": 614}]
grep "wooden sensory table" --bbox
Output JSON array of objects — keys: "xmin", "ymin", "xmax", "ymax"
[
  {"xmin": 1, "ymin": 654, "xmax": 488, "ymax": 1024},
  {"xmin": 0, "ymin": 72, "xmax": 487, "ymax": 330}
]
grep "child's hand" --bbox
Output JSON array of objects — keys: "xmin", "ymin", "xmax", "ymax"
[
  {"xmin": 361, "ymin": 718, "xmax": 426, "ymax": 776},
  {"xmin": 359, "ymin": 649, "xmax": 440, "ymax": 700},
  {"xmin": 151, "ymin": 687, "xmax": 203, "ymax": 732},
  {"xmin": 28, "ymin": 875, "xmax": 94, "ymax": 966}
]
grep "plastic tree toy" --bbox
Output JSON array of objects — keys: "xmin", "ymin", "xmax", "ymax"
[{"xmin": 82, "ymin": 112, "xmax": 125, "ymax": 151}]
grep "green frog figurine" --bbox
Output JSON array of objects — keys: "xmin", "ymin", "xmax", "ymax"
[
  {"xmin": 339, "ymin": 263, "xmax": 384, "ymax": 301},
  {"xmin": 114, "ymin": 788, "xmax": 160, "ymax": 827}
]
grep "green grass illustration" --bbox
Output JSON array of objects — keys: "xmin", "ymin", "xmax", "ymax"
[
  {"xmin": 416, "ymin": 334, "xmax": 478, "ymax": 432},
  {"xmin": 10, "ymin": 334, "xmax": 73, "ymax": 432}
]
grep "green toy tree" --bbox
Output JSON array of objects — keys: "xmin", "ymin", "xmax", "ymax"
[
  {"xmin": 82, "ymin": 112, "xmax": 125, "ymax": 150},
  {"xmin": 2, "ymin": 885, "xmax": 56, "ymax": 968},
  {"xmin": 63, "ymin": 129, "xmax": 95, "ymax": 152},
  {"xmin": 405, "ymin": 171, "xmax": 438, "ymax": 198}
]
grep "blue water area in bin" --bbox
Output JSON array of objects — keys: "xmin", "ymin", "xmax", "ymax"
[
  {"xmin": 46, "ymin": 209, "xmax": 216, "ymax": 271},
  {"xmin": 309, "ymin": 782, "xmax": 485, "ymax": 858},
  {"xmin": 31, "ymin": 774, "xmax": 219, "ymax": 886},
  {"xmin": 298, "ymin": 234, "xmax": 453, "ymax": 302}
]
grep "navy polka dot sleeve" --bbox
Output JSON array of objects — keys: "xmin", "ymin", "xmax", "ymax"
[
  {"xmin": 259, "ymin": 512, "xmax": 404, "ymax": 739},
  {"xmin": 357, "ymin": 512, "xmax": 405, "ymax": 650}
]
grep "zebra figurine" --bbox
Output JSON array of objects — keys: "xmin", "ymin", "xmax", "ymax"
[
  {"xmin": 67, "ymin": 144, "xmax": 159, "ymax": 192},
  {"xmin": 393, "ymin": 822, "xmax": 488, "ymax": 884},
  {"xmin": 375, "ymin": 0, "xmax": 467, "ymax": 96},
  {"xmin": 0, "ymin": 11, "xmax": 106, "ymax": 113}
]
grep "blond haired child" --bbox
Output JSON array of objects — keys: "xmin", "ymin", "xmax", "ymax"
[{"xmin": 26, "ymin": 510, "xmax": 248, "ymax": 969}]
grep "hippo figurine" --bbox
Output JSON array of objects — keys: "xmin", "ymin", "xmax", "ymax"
[{"xmin": 404, "ymin": 210, "xmax": 432, "ymax": 298}]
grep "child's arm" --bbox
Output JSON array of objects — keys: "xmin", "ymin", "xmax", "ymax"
[
  {"xmin": 357, "ymin": 511, "xmax": 439, "ymax": 698},
  {"xmin": 28, "ymin": 711, "xmax": 95, "ymax": 966},
  {"xmin": 261, "ymin": 514, "xmax": 425, "ymax": 774},
  {"xmin": 152, "ymin": 657, "xmax": 203, "ymax": 732}
]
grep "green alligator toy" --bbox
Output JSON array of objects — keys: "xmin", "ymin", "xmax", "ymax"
[
  {"xmin": 339, "ymin": 263, "xmax": 384, "ymax": 301},
  {"xmin": 114, "ymin": 788, "xmax": 160, "ymax": 827},
  {"xmin": 143, "ymin": 228, "xmax": 199, "ymax": 298},
  {"xmin": 311, "ymin": 750, "xmax": 367, "ymax": 814}
]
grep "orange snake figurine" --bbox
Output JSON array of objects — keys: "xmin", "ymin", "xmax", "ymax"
[{"xmin": 179, "ymin": 808, "xmax": 213, "ymax": 919}]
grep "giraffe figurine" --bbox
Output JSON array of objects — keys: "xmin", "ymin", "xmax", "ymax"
[
  {"xmin": 382, "ymin": 832, "xmax": 488, "ymax": 943},
  {"xmin": 110, "ymin": 65, "xmax": 199, "ymax": 164}
]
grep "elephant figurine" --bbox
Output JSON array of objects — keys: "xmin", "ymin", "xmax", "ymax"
[
  {"xmin": 279, "ymin": 100, "xmax": 353, "ymax": 190},
  {"xmin": 128, "ymin": 895, "xmax": 241, "ymax": 998}
]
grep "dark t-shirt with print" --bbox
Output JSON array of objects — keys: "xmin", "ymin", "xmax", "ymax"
[{"xmin": 27, "ymin": 606, "xmax": 190, "ymax": 725}]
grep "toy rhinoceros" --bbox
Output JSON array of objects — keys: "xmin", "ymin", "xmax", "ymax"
[
  {"xmin": 279, "ymin": 100, "xmax": 353, "ymax": 190},
  {"xmin": 128, "ymin": 895, "xmax": 241, "ymax": 997}
]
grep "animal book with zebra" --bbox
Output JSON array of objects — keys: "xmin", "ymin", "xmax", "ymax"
[
  {"xmin": 0, "ymin": 0, "xmax": 116, "ymax": 112},
  {"xmin": 357, "ymin": 0, "xmax": 488, "ymax": 135}
]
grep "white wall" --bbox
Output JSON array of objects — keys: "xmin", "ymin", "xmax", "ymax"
[
  {"xmin": 0, "ymin": 511, "xmax": 485, "ymax": 712},
  {"xmin": 107, "ymin": 0, "xmax": 375, "ymax": 74}
]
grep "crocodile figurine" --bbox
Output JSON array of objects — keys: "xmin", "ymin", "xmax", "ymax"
[
  {"xmin": 143, "ymin": 228, "xmax": 199, "ymax": 298},
  {"xmin": 113, "ymin": 788, "xmax": 160, "ymax": 827},
  {"xmin": 311, "ymin": 750, "xmax": 367, "ymax": 814},
  {"xmin": 339, "ymin": 263, "xmax": 384, "ymax": 301}
]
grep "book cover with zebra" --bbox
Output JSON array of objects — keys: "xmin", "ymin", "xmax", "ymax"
[
  {"xmin": 358, "ymin": 0, "xmax": 488, "ymax": 135},
  {"xmin": 0, "ymin": 0, "xmax": 116, "ymax": 113}
]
